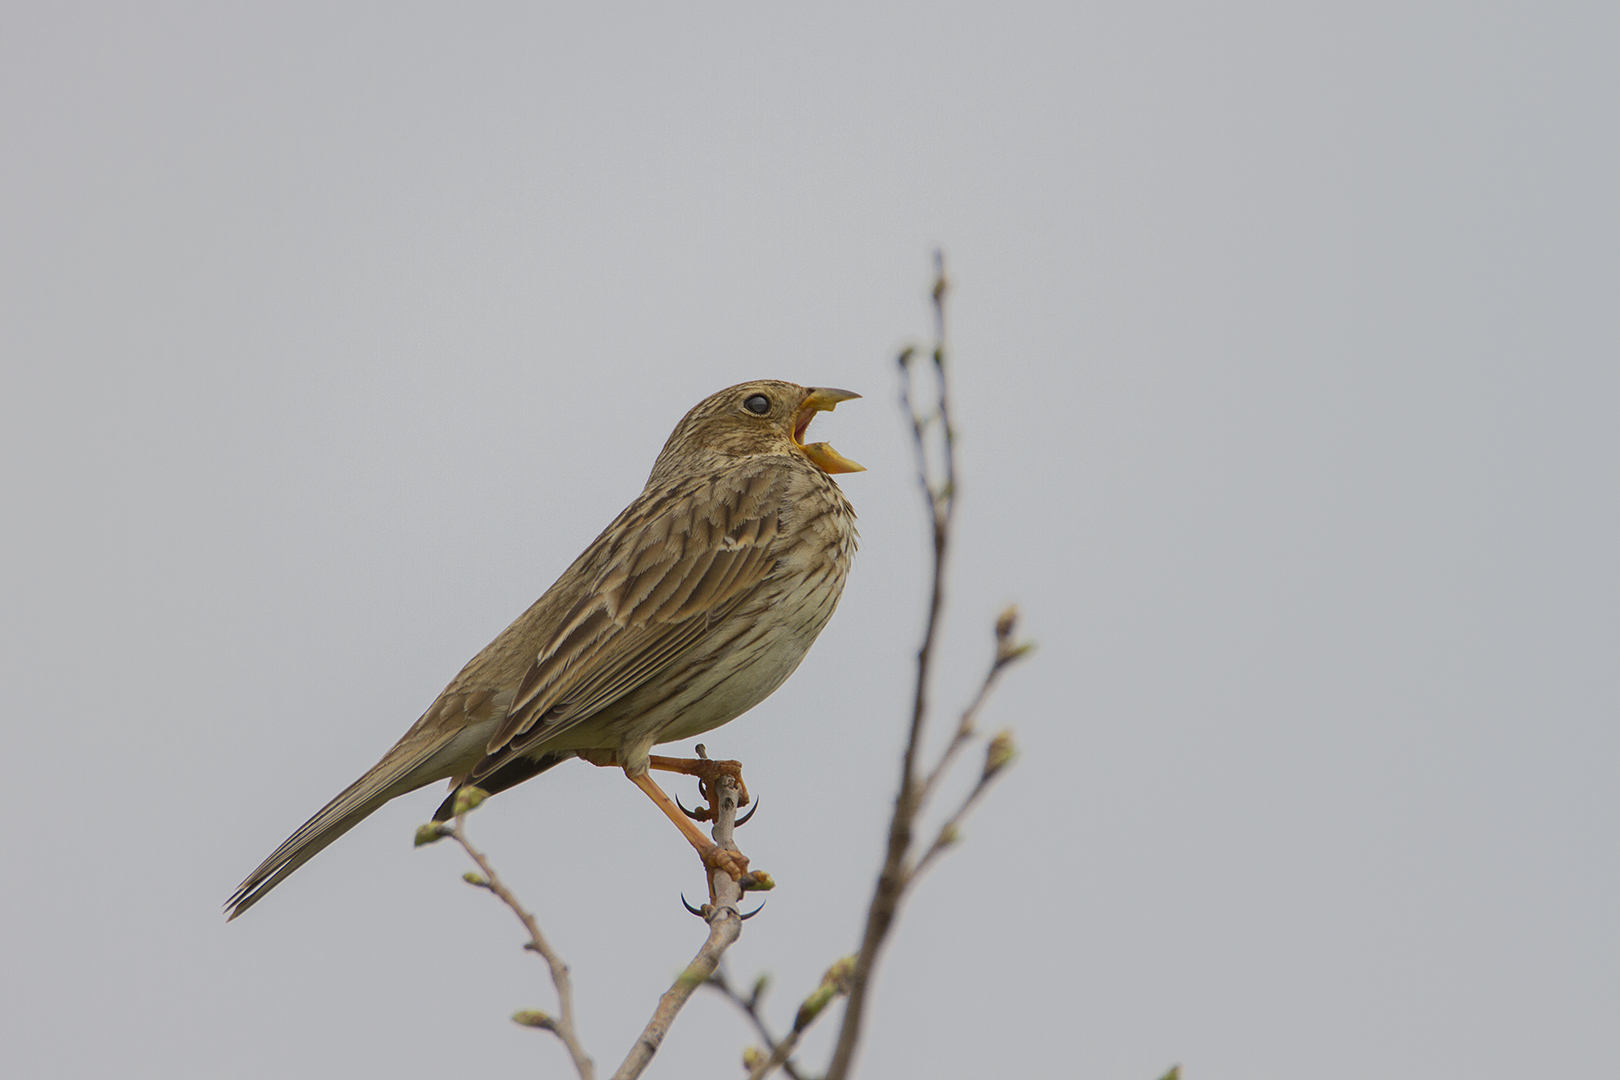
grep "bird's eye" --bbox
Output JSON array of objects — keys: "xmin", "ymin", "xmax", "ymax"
[{"xmin": 744, "ymin": 394, "xmax": 771, "ymax": 415}]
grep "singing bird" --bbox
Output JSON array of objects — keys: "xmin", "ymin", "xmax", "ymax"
[{"xmin": 227, "ymin": 381, "xmax": 861, "ymax": 918}]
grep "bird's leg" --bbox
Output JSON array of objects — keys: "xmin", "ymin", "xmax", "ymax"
[
  {"xmin": 624, "ymin": 768, "xmax": 751, "ymax": 888},
  {"xmin": 580, "ymin": 749, "xmax": 753, "ymax": 893}
]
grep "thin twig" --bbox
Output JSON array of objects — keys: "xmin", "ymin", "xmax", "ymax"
[
  {"xmin": 443, "ymin": 798, "xmax": 596, "ymax": 1080},
  {"xmin": 910, "ymin": 658, "xmax": 1023, "ymax": 882},
  {"xmin": 704, "ymin": 968, "xmax": 808, "ymax": 1080},
  {"xmin": 825, "ymin": 253, "xmax": 1028, "ymax": 1080},
  {"xmin": 745, "ymin": 956, "xmax": 853, "ymax": 1080},
  {"xmin": 611, "ymin": 775, "xmax": 747, "ymax": 1080},
  {"xmin": 747, "ymin": 1026, "xmax": 805, "ymax": 1080},
  {"xmin": 826, "ymin": 252, "xmax": 955, "ymax": 1080},
  {"xmin": 911, "ymin": 773, "xmax": 995, "ymax": 882},
  {"xmin": 914, "ymin": 644, "xmax": 1016, "ymax": 815},
  {"xmin": 931, "ymin": 249, "xmax": 958, "ymax": 519},
  {"xmin": 708, "ymin": 959, "xmax": 854, "ymax": 1080}
]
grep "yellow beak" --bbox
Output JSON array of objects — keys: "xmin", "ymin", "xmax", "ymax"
[{"xmin": 795, "ymin": 387, "xmax": 865, "ymax": 474}]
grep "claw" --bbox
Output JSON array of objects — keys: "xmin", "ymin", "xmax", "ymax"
[
  {"xmin": 734, "ymin": 797, "xmax": 760, "ymax": 828},
  {"xmin": 674, "ymin": 793, "xmax": 713, "ymax": 822},
  {"xmin": 683, "ymin": 892, "xmax": 763, "ymax": 921}
]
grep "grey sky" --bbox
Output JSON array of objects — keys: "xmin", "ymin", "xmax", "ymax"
[{"xmin": 3, "ymin": 3, "xmax": 1616, "ymax": 1078}]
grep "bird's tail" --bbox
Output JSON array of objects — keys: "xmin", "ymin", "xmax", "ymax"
[
  {"xmin": 225, "ymin": 787, "xmax": 391, "ymax": 919},
  {"xmin": 225, "ymin": 738, "xmax": 451, "ymax": 919}
]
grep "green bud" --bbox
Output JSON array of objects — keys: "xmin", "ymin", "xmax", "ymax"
[
  {"xmin": 993, "ymin": 606, "xmax": 1036, "ymax": 664},
  {"xmin": 451, "ymin": 786, "xmax": 489, "ymax": 817},
  {"xmin": 995, "ymin": 604, "xmax": 1019, "ymax": 642},
  {"xmin": 742, "ymin": 1047, "xmax": 766, "ymax": 1069},
  {"xmin": 462, "ymin": 872, "xmax": 488, "ymax": 887},
  {"xmin": 983, "ymin": 730, "xmax": 1017, "ymax": 780},
  {"xmin": 795, "ymin": 982, "xmax": 837, "ymax": 1031},
  {"xmin": 999, "ymin": 640, "xmax": 1037, "ymax": 664},
  {"xmin": 413, "ymin": 823, "xmax": 450, "ymax": 847},
  {"xmin": 741, "ymin": 871, "xmax": 776, "ymax": 892},
  {"xmin": 794, "ymin": 956, "xmax": 856, "ymax": 1031},
  {"xmin": 511, "ymin": 1010, "xmax": 555, "ymax": 1030}
]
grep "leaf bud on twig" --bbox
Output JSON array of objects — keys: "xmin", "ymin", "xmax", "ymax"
[
  {"xmin": 983, "ymin": 729, "xmax": 1017, "ymax": 781},
  {"xmin": 795, "ymin": 956, "xmax": 857, "ymax": 1031},
  {"xmin": 451, "ymin": 785, "xmax": 489, "ymax": 817},
  {"xmin": 994, "ymin": 606, "xmax": 1036, "ymax": 665},
  {"xmin": 510, "ymin": 1010, "xmax": 556, "ymax": 1031},
  {"xmin": 413, "ymin": 823, "xmax": 450, "ymax": 847}
]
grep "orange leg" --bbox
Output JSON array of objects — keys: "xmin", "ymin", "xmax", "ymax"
[
  {"xmin": 582, "ymin": 750, "xmax": 751, "ymax": 883},
  {"xmin": 625, "ymin": 769, "xmax": 750, "ymax": 882}
]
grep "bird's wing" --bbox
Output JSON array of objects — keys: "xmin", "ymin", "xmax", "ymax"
[{"xmin": 481, "ymin": 461, "xmax": 790, "ymax": 762}]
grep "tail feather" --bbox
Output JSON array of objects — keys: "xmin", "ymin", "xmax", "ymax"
[
  {"xmin": 226, "ymin": 734, "xmax": 458, "ymax": 919},
  {"xmin": 225, "ymin": 791, "xmax": 392, "ymax": 919}
]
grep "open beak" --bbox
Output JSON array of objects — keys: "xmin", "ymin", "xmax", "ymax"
[{"xmin": 794, "ymin": 387, "xmax": 865, "ymax": 474}]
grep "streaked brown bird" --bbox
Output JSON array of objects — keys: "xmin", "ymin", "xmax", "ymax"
[{"xmin": 227, "ymin": 380, "xmax": 861, "ymax": 919}]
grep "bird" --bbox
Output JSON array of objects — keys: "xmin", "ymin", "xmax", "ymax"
[{"xmin": 226, "ymin": 380, "xmax": 862, "ymax": 919}]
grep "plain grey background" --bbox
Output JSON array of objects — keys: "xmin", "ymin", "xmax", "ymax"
[{"xmin": 3, "ymin": 3, "xmax": 1615, "ymax": 1078}]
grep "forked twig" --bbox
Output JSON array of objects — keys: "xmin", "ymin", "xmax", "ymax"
[
  {"xmin": 704, "ymin": 968, "xmax": 810, "ymax": 1080},
  {"xmin": 421, "ymin": 776, "xmax": 751, "ymax": 1080},
  {"xmin": 824, "ymin": 252, "xmax": 1030, "ymax": 1080},
  {"xmin": 418, "ymin": 788, "xmax": 596, "ymax": 1080},
  {"xmin": 743, "ymin": 957, "xmax": 853, "ymax": 1080}
]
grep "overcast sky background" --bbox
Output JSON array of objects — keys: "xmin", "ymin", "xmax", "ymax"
[{"xmin": 3, "ymin": 3, "xmax": 1617, "ymax": 1078}]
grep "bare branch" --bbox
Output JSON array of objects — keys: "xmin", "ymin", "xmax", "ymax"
[
  {"xmin": 704, "ymin": 969, "xmax": 809, "ymax": 1080},
  {"xmin": 426, "ymin": 789, "xmax": 596, "ymax": 1080},
  {"xmin": 737, "ymin": 957, "xmax": 854, "ymax": 1080},
  {"xmin": 915, "ymin": 605, "xmax": 1031, "ymax": 817},
  {"xmin": 911, "ymin": 730, "xmax": 1016, "ymax": 882},
  {"xmin": 611, "ymin": 775, "xmax": 748, "ymax": 1080},
  {"xmin": 825, "ymin": 253, "xmax": 1029, "ymax": 1080},
  {"xmin": 825, "ymin": 253, "xmax": 948, "ymax": 1079}
]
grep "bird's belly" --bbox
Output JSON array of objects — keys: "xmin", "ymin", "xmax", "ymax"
[
  {"xmin": 652, "ymin": 630, "xmax": 811, "ymax": 745},
  {"xmin": 603, "ymin": 572, "xmax": 844, "ymax": 760}
]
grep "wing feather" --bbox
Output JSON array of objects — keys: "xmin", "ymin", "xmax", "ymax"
[{"xmin": 481, "ymin": 463, "xmax": 789, "ymax": 759}]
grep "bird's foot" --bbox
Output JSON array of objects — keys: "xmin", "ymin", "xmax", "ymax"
[
  {"xmin": 648, "ymin": 751, "xmax": 751, "ymax": 808},
  {"xmin": 698, "ymin": 842, "xmax": 774, "ymax": 908},
  {"xmin": 701, "ymin": 841, "xmax": 751, "ymax": 881}
]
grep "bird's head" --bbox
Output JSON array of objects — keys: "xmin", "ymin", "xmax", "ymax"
[{"xmin": 649, "ymin": 380, "xmax": 864, "ymax": 484}]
